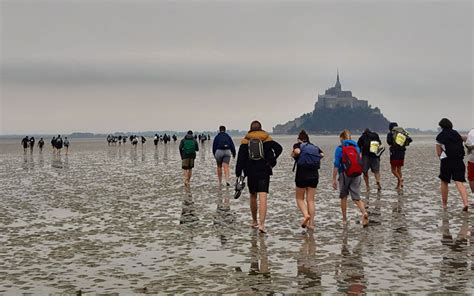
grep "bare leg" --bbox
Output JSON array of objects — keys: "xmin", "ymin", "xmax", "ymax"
[
  {"xmin": 295, "ymin": 187, "xmax": 310, "ymax": 228},
  {"xmin": 223, "ymin": 163, "xmax": 230, "ymax": 185},
  {"xmin": 469, "ymin": 180, "xmax": 474, "ymax": 193},
  {"xmin": 375, "ymin": 172, "xmax": 381, "ymax": 191},
  {"xmin": 306, "ymin": 187, "xmax": 316, "ymax": 229},
  {"xmin": 354, "ymin": 199, "xmax": 369, "ymax": 226},
  {"xmin": 216, "ymin": 165, "xmax": 223, "ymax": 184},
  {"xmin": 258, "ymin": 192, "xmax": 268, "ymax": 232},
  {"xmin": 391, "ymin": 166, "xmax": 399, "ymax": 187},
  {"xmin": 250, "ymin": 193, "xmax": 258, "ymax": 227},
  {"xmin": 363, "ymin": 173, "xmax": 370, "ymax": 191},
  {"xmin": 188, "ymin": 169, "xmax": 192, "ymax": 184},
  {"xmin": 397, "ymin": 166, "xmax": 404, "ymax": 187},
  {"xmin": 454, "ymin": 181, "xmax": 469, "ymax": 209},
  {"xmin": 340, "ymin": 197, "xmax": 348, "ymax": 223},
  {"xmin": 441, "ymin": 181, "xmax": 449, "ymax": 208}
]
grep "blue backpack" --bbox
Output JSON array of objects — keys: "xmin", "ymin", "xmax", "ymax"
[{"xmin": 297, "ymin": 143, "xmax": 321, "ymax": 169}]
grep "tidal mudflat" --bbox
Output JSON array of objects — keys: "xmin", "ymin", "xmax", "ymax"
[{"xmin": 0, "ymin": 136, "xmax": 472, "ymax": 294}]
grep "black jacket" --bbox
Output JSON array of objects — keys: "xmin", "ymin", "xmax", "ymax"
[{"xmin": 236, "ymin": 139, "xmax": 283, "ymax": 178}]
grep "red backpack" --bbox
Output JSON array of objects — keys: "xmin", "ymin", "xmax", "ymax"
[{"xmin": 341, "ymin": 145, "xmax": 363, "ymax": 177}]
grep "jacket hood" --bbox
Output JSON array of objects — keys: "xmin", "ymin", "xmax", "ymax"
[
  {"xmin": 241, "ymin": 130, "xmax": 272, "ymax": 144},
  {"xmin": 342, "ymin": 139, "xmax": 358, "ymax": 147},
  {"xmin": 389, "ymin": 122, "xmax": 398, "ymax": 131},
  {"xmin": 184, "ymin": 134, "xmax": 194, "ymax": 140}
]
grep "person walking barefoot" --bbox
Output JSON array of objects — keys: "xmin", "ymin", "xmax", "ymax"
[
  {"xmin": 235, "ymin": 120, "xmax": 282, "ymax": 233},
  {"xmin": 436, "ymin": 118, "xmax": 469, "ymax": 211},
  {"xmin": 291, "ymin": 130, "xmax": 323, "ymax": 231},
  {"xmin": 332, "ymin": 130, "xmax": 369, "ymax": 226},
  {"xmin": 212, "ymin": 125, "xmax": 236, "ymax": 186}
]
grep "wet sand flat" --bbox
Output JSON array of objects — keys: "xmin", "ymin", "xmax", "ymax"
[{"xmin": 0, "ymin": 136, "xmax": 473, "ymax": 294}]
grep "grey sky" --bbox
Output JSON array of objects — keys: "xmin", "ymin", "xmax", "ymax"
[{"xmin": 1, "ymin": 0, "xmax": 472, "ymax": 134}]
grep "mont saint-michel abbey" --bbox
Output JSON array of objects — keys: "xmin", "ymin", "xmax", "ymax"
[
  {"xmin": 315, "ymin": 72, "xmax": 369, "ymax": 110},
  {"xmin": 273, "ymin": 72, "xmax": 390, "ymax": 134}
]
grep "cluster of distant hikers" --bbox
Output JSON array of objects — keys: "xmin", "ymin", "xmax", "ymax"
[
  {"xmin": 21, "ymin": 135, "xmax": 70, "ymax": 156},
  {"xmin": 106, "ymin": 133, "xmax": 211, "ymax": 146},
  {"xmin": 21, "ymin": 118, "xmax": 474, "ymax": 234},
  {"xmin": 179, "ymin": 119, "xmax": 474, "ymax": 234}
]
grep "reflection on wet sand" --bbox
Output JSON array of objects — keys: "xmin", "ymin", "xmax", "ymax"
[
  {"xmin": 249, "ymin": 234, "xmax": 270, "ymax": 277},
  {"xmin": 440, "ymin": 213, "xmax": 470, "ymax": 291},
  {"xmin": 336, "ymin": 227, "xmax": 367, "ymax": 294},
  {"xmin": 1, "ymin": 136, "xmax": 474, "ymax": 294},
  {"xmin": 213, "ymin": 187, "xmax": 235, "ymax": 246},
  {"xmin": 297, "ymin": 231, "xmax": 321, "ymax": 291},
  {"xmin": 180, "ymin": 187, "xmax": 198, "ymax": 225}
]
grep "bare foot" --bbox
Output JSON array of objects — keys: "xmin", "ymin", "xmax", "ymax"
[
  {"xmin": 362, "ymin": 212, "xmax": 369, "ymax": 227},
  {"xmin": 462, "ymin": 205, "xmax": 468, "ymax": 212},
  {"xmin": 301, "ymin": 215, "xmax": 310, "ymax": 228},
  {"xmin": 376, "ymin": 182, "xmax": 382, "ymax": 191},
  {"xmin": 258, "ymin": 226, "xmax": 266, "ymax": 234},
  {"xmin": 250, "ymin": 223, "xmax": 259, "ymax": 229}
]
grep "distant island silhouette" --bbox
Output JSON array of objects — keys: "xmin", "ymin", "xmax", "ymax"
[{"xmin": 273, "ymin": 72, "xmax": 391, "ymax": 134}]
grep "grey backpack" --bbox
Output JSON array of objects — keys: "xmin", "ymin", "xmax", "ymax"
[{"xmin": 248, "ymin": 139, "xmax": 264, "ymax": 160}]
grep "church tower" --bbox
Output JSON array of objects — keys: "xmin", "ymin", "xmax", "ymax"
[{"xmin": 335, "ymin": 69, "xmax": 341, "ymax": 91}]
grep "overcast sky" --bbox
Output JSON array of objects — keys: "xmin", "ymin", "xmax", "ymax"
[{"xmin": 1, "ymin": 0, "xmax": 472, "ymax": 134}]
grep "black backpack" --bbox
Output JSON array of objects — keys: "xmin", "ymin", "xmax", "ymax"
[{"xmin": 248, "ymin": 139, "xmax": 264, "ymax": 160}]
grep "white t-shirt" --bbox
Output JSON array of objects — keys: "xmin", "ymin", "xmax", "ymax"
[{"xmin": 467, "ymin": 129, "xmax": 474, "ymax": 163}]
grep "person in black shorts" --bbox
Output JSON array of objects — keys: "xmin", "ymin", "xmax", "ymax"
[
  {"xmin": 21, "ymin": 136, "xmax": 29, "ymax": 153},
  {"xmin": 436, "ymin": 118, "xmax": 469, "ymax": 211},
  {"xmin": 291, "ymin": 130, "xmax": 324, "ymax": 231},
  {"xmin": 235, "ymin": 120, "xmax": 282, "ymax": 233}
]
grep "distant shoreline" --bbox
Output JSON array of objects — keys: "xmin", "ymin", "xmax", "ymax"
[{"xmin": 0, "ymin": 130, "xmax": 459, "ymax": 140}]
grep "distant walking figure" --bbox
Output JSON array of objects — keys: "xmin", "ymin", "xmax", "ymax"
[
  {"xmin": 292, "ymin": 130, "xmax": 323, "ymax": 230},
  {"xmin": 387, "ymin": 122, "xmax": 412, "ymax": 190},
  {"xmin": 21, "ymin": 136, "xmax": 29, "ymax": 153},
  {"xmin": 179, "ymin": 131, "xmax": 199, "ymax": 186},
  {"xmin": 38, "ymin": 138, "xmax": 45, "ymax": 152},
  {"xmin": 212, "ymin": 125, "xmax": 236, "ymax": 186},
  {"xmin": 235, "ymin": 120, "xmax": 283, "ymax": 234},
  {"xmin": 29, "ymin": 137, "xmax": 35, "ymax": 153},
  {"xmin": 55, "ymin": 135, "xmax": 63, "ymax": 156},
  {"xmin": 436, "ymin": 118, "xmax": 469, "ymax": 211},
  {"xmin": 64, "ymin": 137, "xmax": 70, "ymax": 155},
  {"xmin": 357, "ymin": 129, "xmax": 382, "ymax": 192},
  {"xmin": 51, "ymin": 137, "xmax": 57, "ymax": 152},
  {"xmin": 332, "ymin": 129, "xmax": 368, "ymax": 226}
]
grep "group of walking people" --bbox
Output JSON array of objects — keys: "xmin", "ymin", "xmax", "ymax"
[
  {"xmin": 21, "ymin": 136, "xmax": 44, "ymax": 153},
  {"xmin": 21, "ymin": 135, "xmax": 70, "ymax": 155},
  {"xmin": 179, "ymin": 118, "xmax": 474, "ymax": 234}
]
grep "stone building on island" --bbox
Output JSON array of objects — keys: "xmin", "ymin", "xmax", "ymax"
[
  {"xmin": 273, "ymin": 72, "xmax": 389, "ymax": 134},
  {"xmin": 315, "ymin": 71, "xmax": 369, "ymax": 110}
]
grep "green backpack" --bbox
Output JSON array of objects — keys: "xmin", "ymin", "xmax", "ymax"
[{"xmin": 183, "ymin": 139, "xmax": 196, "ymax": 156}]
